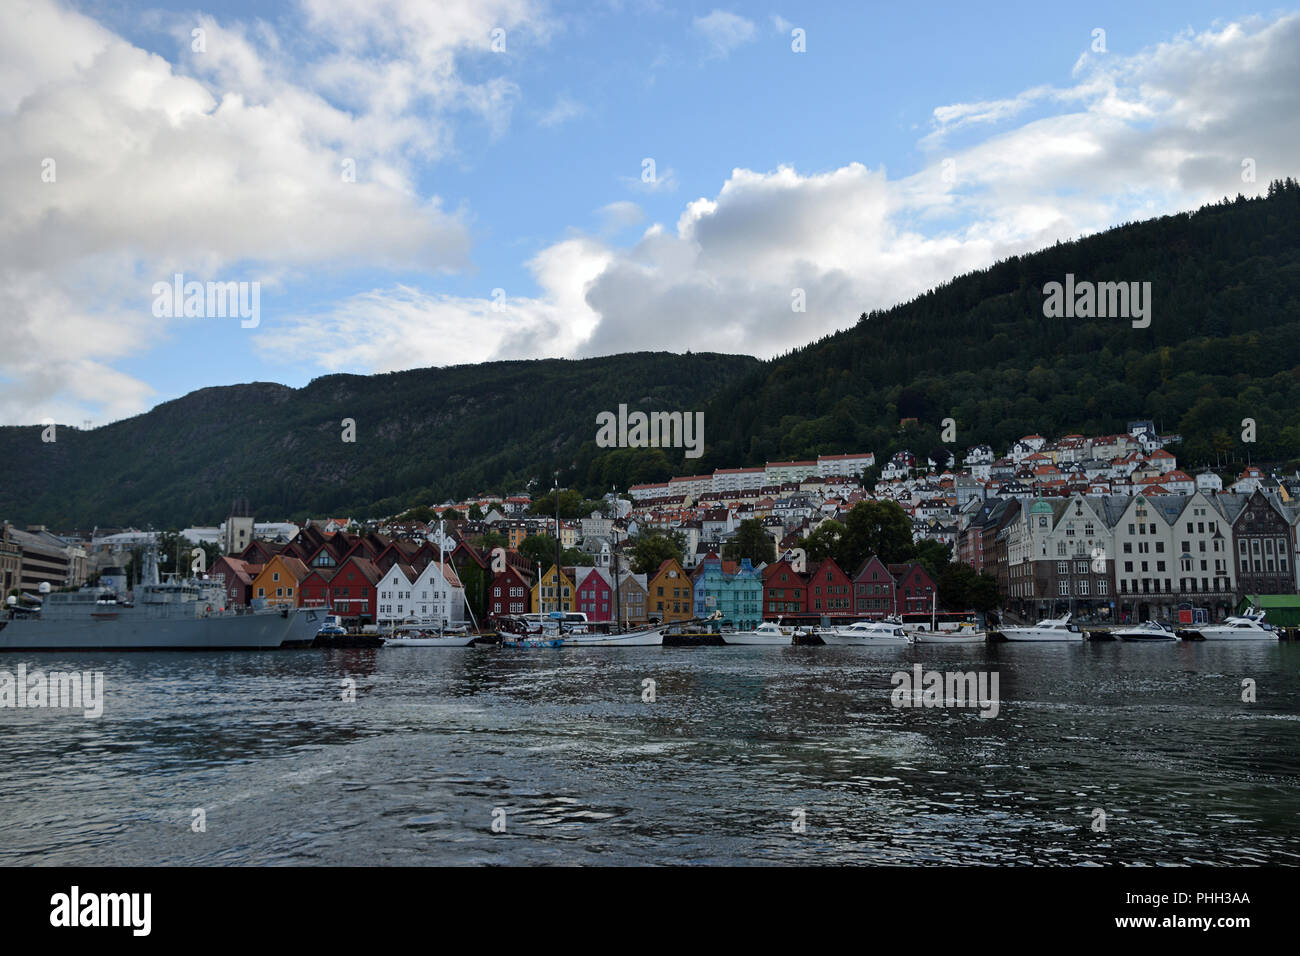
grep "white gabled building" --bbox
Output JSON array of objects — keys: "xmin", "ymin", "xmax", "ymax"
[
  {"xmin": 377, "ymin": 563, "xmax": 417, "ymax": 625},
  {"xmin": 378, "ymin": 560, "xmax": 465, "ymax": 626},
  {"xmin": 1195, "ymin": 470, "xmax": 1224, "ymax": 494}
]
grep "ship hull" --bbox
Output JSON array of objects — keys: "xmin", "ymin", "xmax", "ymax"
[{"xmin": 0, "ymin": 607, "xmax": 322, "ymax": 651}]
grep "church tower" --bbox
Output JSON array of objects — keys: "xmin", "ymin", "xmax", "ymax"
[{"xmin": 224, "ymin": 497, "xmax": 255, "ymax": 555}]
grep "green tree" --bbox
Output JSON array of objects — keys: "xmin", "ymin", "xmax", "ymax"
[
  {"xmin": 518, "ymin": 534, "xmax": 562, "ymax": 571},
  {"xmin": 913, "ymin": 538, "xmax": 953, "ymax": 582},
  {"xmin": 467, "ymin": 504, "xmax": 485, "ymax": 521},
  {"xmin": 800, "ymin": 519, "xmax": 844, "ymax": 562},
  {"xmin": 471, "ymin": 532, "xmax": 507, "ymax": 554},
  {"xmin": 628, "ymin": 530, "xmax": 685, "ymax": 575},
  {"xmin": 834, "ymin": 500, "xmax": 915, "ymax": 572},
  {"xmin": 722, "ymin": 518, "xmax": 775, "ymax": 565}
]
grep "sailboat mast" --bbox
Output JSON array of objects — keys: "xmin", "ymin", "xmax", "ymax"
[{"xmin": 439, "ymin": 517, "xmax": 445, "ymax": 636}]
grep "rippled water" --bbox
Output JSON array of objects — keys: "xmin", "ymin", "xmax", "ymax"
[{"xmin": 1, "ymin": 642, "xmax": 1298, "ymax": 865}]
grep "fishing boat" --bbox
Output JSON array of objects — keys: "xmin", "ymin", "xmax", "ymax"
[
  {"xmin": 907, "ymin": 594, "xmax": 986, "ymax": 643},
  {"xmin": 561, "ymin": 623, "xmax": 665, "ymax": 647},
  {"xmin": 997, "ymin": 613, "xmax": 1083, "ymax": 642},
  {"xmin": 816, "ymin": 618, "xmax": 911, "ymax": 645},
  {"xmin": 1113, "ymin": 620, "xmax": 1179, "ymax": 642},
  {"xmin": 721, "ymin": 620, "xmax": 792, "ymax": 645},
  {"xmin": 385, "ymin": 622, "xmax": 476, "ymax": 647},
  {"xmin": 913, "ymin": 621, "xmax": 988, "ymax": 643},
  {"xmin": 1194, "ymin": 610, "xmax": 1277, "ymax": 641}
]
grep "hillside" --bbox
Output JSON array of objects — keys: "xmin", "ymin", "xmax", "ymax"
[
  {"xmin": 0, "ymin": 353, "xmax": 757, "ymax": 527},
  {"xmin": 567, "ymin": 180, "xmax": 1300, "ymax": 490},
  {"xmin": 5, "ymin": 182, "xmax": 1300, "ymax": 529}
]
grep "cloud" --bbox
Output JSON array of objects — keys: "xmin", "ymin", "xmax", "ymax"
[
  {"xmin": 621, "ymin": 163, "xmax": 678, "ymax": 193},
  {"xmin": 692, "ymin": 10, "xmax": 756, "ymax": 58},
  {"xmin": 258, "ymin": 237, "xmax": 613, "ymax": 368},
  {"xmin": 269, "ymin": 13, "xmax": 1300, "ymax": 376},
  {"xmin": 596, "ymin": 201, "xmax": 645, "ymax": 233},
  {"xmin": 538, "ymin": 94, "xmax": 586, "ymax": 128},
  {"xmin": 0, "ymin": 0, "xmax": 549, "ymax": 426}
]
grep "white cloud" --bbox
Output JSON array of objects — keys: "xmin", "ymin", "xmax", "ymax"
[
  {"xmin": 692, "ymin": 10, "xmax": 756, "ymax": 58},
  {"xmin": 269, "ymin": 13, "xmax": 1300, "ymax": 375},
  {"xmin": 538, "ymin": 94, "xmax": 586, "ymax": 128},
  {"xmin": 596, "ymin": 200, "xmax": 645, "ymax": 233},
  {"xmin": 0, "ymin": 0, "xmax": 550, "ymax": 425}
]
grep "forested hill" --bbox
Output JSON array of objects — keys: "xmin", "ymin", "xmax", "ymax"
[
  {"xmin": 0, "ymin": 352, "xmax": 757, "ymax": 528},
  {"xmin": 5, "ymin": 182, "xmax": 1300, "ymax": 529},
  {"xmin": 577, "ymin": 180, "xmax": 1300, "ymax": 486}
]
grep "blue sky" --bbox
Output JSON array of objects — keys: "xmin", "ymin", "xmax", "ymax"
[{"xmin": 4, "ymin": 0, "xmax": 1298, "ymax": 425}]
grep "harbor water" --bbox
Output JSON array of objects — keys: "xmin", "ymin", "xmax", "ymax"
[{"xmin": 1, "ymin": 641, "xmax": 1298, "ymax": 865}]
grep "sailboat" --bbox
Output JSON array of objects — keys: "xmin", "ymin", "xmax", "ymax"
[
  {"xmin": 386, "ymin": 520, "xmax": 480, "ymax": 647},
  {"xmin": 910, "ymin": 592, "xmax": 987, "ymax": 643}
]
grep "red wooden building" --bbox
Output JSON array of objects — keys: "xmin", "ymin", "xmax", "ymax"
[
  {"xmin": 762, "ymin": 559, "xmax": 807, "ymax": 619},
  {"xmin": 575, "ymin": 567, "xmax": 613, "ymax": 622},
  {"xmin": 888, "ymin": 562, "xmax": 938, "ymax": 615},
  {"xmin": 488, "ymin": 565, "xmax": 533, "ymax": 619},
  {"xmin": 806, "ymin": 558, "xmax": 853, "ymax": 615},
  {"xmin": 852, "ymin": 556, "xmax": 897, "ymax": 617}
]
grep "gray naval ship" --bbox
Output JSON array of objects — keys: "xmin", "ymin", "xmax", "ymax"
[{"xmin": 0, "ymin": 550, "xmax": 320, "ymax": 651}]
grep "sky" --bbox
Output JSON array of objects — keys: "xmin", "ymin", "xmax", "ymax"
[{"xmin": 3, "ymin": 0, "xmax": 1300, "ymax": 426}]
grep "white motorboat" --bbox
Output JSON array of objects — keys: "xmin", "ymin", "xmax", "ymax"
[
  {"xmin": 1113, "ymin": 620, "xmax": 1178, "ymax": 642},
  {"xmin": 721, "ymin": 621, "xmax": 793, "ymax": 645},
  {"xmin": 997, "ymin": 613, "xmax": 1083, "ymax": 642},
  {"xmin": 912, "ymin": 622, "xmax": 987, "ymax": 644},
  {"xmin": 816, "ymin": 618, "xmax": 911, "ymax": 645},
  {"xmin": 1195, "ymin": 611, "xmax": 1278, "ymax": 641}
]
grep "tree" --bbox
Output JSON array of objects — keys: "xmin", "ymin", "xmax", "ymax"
[
  {"xmin": 913, "ymin": 538, "xmax": 953, "ymax": 583},
  {"xmin": 471, "ymin": 532, "xmax": 507, "ymax": 554},
  {"xmin": 834, "ymin": 500, "xmax": 915, "ymax": 572},
  {"xmin": 467, "ymin": 504, "xmax": 485, "ymax": 521},
  {"xmin": 563, "ymin": 548, "xmax": 595, "ymax": 568},
  {"xmin": 628, "ymin": 530, "xmax": 685, "ymax": 575},
  {"xmin": 723, "ymin": 518, "xmax": 775, "ymax": 565},
  {"xmin": 518, "ymin": 534, "xmax": 561, "ymax": 571},
  {"xmin": 457, "ymin": 559, "xmax": 489, "ymax": 621},
  {"xmin": 528, "ymin": 489, "xmax": 586, "ymax": 519},
  {"xmin": 801, "ymin": 519, "xmax": 844, "ymax": 562},
  {"xmin": 441, "ymin": 508, "xmax": 464, "ymax": 522}
]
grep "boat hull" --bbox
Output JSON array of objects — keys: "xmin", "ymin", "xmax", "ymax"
[
  {"xmin": 998, "ymin": 629, "xmax": 1083, "ymax": 642},
  {"xmin": 0, "ymin": 607, "xmax": 321, "ymax": 651},
  {"xmin": 912, "ymin": 630, "xmax": 987, "ymax": 644},
  {"xmin": 386, "ymin": 635, "xmax": 476, "ymax": 647},
  {"xmin": 1195, "ymin": 630, "xmax": 1277, "ymax": 641},
  {"xmin": 721, "ymin": 632, "xmax": 791, "ymax": 645},
  {"xmin": 817, "ymin": 633, "xmax": 910, "ymax": 646},
  {"xmin": 562, "ymin": 628, "xmax": 665, "ymax": 647}
]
